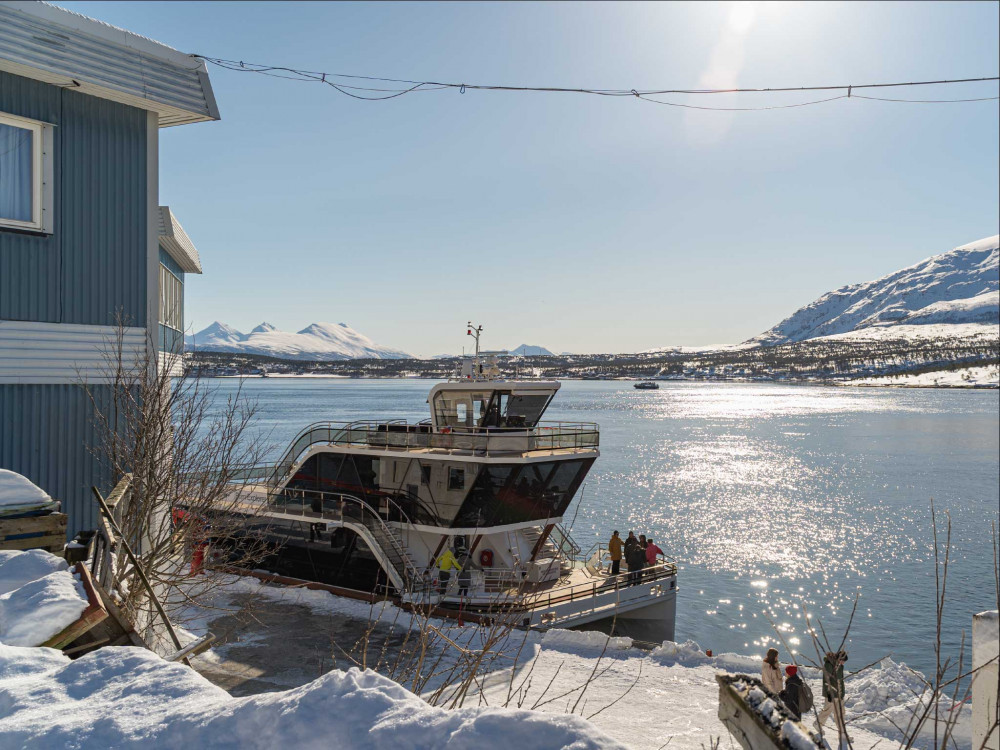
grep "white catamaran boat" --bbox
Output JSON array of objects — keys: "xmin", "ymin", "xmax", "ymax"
[{"xmin": 208, "ymin": 326, "xmax": 677, "ymax": 641}]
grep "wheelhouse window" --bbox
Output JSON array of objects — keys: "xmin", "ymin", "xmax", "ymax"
[
  {"xmin": 0, "ymin": 112, "xmax": 51, "ymax": 233},
  {"xmin": 448, "ymin": 467, "xmax": 465, "ymax": 490},
  {"xmin": 433, "ymin": 390, "xmax": 494, "ymax": 430}
]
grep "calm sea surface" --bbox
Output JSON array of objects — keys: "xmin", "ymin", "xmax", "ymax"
[{"xmin": 203, "ymin": 378, "xmax": 999, "ymax": 676}]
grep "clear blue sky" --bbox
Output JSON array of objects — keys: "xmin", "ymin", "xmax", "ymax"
[{"xmin": 65, "ymin": 1, "xmax": 1000, "ymax": 357}]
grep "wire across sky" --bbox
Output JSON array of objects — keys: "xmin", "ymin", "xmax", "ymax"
[{"xmin": 197, "ymin": 56, "xmax": 1000, "ymax": 111}]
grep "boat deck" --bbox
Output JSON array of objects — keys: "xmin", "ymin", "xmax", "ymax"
[{"xmin": 198, "ymin": 485, "xmax": 677, "ymax": 611}]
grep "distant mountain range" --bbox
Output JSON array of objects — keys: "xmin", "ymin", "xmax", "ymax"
[
  {"xmin": 509, "ymin": 344, "xmax": 554, "ymax": 356},
  {"xmin": 185, "ymin": 322, "xmax": 412, "ymax": 360},
  {"xmin": 747, "ymin": 234, "xmax": 998, "ymax": 346}
]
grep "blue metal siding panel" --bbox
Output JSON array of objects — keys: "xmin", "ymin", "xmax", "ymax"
[
  {"xmin": 0, "ymin": 69, "xmax": 147, "ymax": 327},
  {"xmin": 0, "ymin": 383, "xmax": 114, "ymax": 538},
  {"xmin": 0, "ymin": 71, "xmax": 61, "ymax": 321}
]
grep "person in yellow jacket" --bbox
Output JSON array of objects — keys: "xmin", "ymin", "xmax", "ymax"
[
  {"xmin": 436, "ymin": 547, "xmax": 461, "ymax": 594},
  {"xmin": 607, "ymin": 530, "xmax": 623, "ymax": 576}
]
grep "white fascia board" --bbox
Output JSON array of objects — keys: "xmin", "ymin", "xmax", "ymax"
[
  {"xmin": 158, "ymin": 206, "xmax": 203, "ymax": 274},
  {"xmin": 0, "ymin": 1, "xmax": 220, "ymax": 127}
]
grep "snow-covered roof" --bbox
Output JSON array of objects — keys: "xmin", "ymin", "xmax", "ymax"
[
  {"xmin": 158, "ymin": 206, "xmax": 203, "ymax": 274},
  {"xmin": 0, "ymin": 1, "xmax": 220, "ymax": 127},
  {"xmin": 0, "ymin": 469, "xmax": 52, "ymax": 508}
]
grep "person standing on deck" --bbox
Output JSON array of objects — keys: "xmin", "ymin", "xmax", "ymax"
[
  {"xmin": 816, "ymin": 650, "xmax": 848, "ymax": 731},
  {"xmin": 624, "ymin": 532, "xmax": 639, "ymax": 584},
  {"xmin": 644, "ymin": 537, "xmax": 663, "ymax": 566},
  {"xmin": 457, "ymin": 552, "xmax": 472, "ymax": 598},
  {"xmin": 644, "ymin": 537, "xmax": 663, "ymax": 580},
  {"xmin": 762, "ymin": 648, "xmax": 784, "ymax": 694},
  {"xmin": 436, "ymin": 547, "xmax": 461, "ymax": 595},
  {"xmin": 608, "ymin": 531, "xmax": 623, "ymax": 576},
  {"xmin": 625, "ymin": 539, "xmax": 646, "ymax": 586}
]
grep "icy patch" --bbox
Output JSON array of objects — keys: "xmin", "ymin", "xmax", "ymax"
[
  {"xmin": 0, "ymin": 570, "xmax": 88, "ymax": 646},
  {"xmin": 0, "ymin": 645, "xmax": 625, "ymax": 749}
]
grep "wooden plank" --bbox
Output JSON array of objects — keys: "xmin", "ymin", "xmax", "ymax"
[
  {"xmin": 0, "ymin": 513, "xmax": 67, "ymax": 536},
  {"xmin": 0, "ymin": 533, "xmax": 66, "ymax": 552},
  {"xmin": 42, "ymin": 563, "xmax": 109, "ymax": 650},
  {"xmin": 90, "ymin": 577, "xmax": 147, "ymax": 649}
]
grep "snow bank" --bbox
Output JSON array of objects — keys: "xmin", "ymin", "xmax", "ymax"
[
  {"xmin": 0, "ymin": 645, "xmax": 625, "ymax": 750},
  {"xmin": 651, "ymin": 639, "xmax": 760, "ymax": 674},
  {"xmin": 0, "ymin": 570, "xmax": 89, "ymax": 646},
  {"xmin": 0, "ymin": 549, "xmax": 69, "ymax": 595},
  {"xmin": 542, "ymin": 629, "xmax": 633, "ymax": 652}
]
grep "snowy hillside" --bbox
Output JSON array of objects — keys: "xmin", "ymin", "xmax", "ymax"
[
  {"xmin": 186, "ymin": 322, "xmax": 412, "ymax": 361},
  {"xmin": 509, "ymin": 344, "xmax": 554, "ymax": 356},
  {"xmin": 748, "ymin": 234, "xmax": 999, "ymax": 346}
]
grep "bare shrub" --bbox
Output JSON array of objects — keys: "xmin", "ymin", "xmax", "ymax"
[{"xmin": 82, "ymin": 314, "xmax": 272, "ymax": 649}]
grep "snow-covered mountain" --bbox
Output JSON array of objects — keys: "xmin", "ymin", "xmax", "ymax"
[
  {"xmin": 747, "ymin": 234, "xmax": 999, "ymax": 346},
  {"xmin": 509, "ymin": 344, "xmax": 554, "ymax": 356},
  {"xmin": 186, "ymin": 322, "xmax": 412, "ymax": 360}
]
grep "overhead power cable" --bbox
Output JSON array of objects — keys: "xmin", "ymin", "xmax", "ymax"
[{"xmin": 196, "ymin": 56, "xmax": 999, "ymax": 110}]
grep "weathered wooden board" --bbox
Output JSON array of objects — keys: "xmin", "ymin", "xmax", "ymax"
[{"xmin": 0, "ymin": 512, "xmax": 67, "ymax": 554}]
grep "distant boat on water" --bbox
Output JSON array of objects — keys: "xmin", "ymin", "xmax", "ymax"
[{"xmin": 634, "ymin": 381, "xmax": 659, "ymax": 390}]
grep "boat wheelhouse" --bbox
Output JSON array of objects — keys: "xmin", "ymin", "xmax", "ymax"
[{"xmin": 204, "ymin": 334, "xmax": 677, "ymax": 640}]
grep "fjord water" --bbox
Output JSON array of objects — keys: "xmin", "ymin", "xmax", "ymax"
[{"xmin": 206, "ymin": 378, "xmax": 998, "ymax": 676}]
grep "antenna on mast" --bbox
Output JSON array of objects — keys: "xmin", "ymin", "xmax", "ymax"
[{"xmin": 467, "ymin": 322, "xmax": 483, "ymax": 358}]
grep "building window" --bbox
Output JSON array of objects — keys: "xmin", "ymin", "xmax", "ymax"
[
  {"xmin": 0, "ymin": 112, "xmax": 51, "ymax": 233},
  {"xmin": 159, "ymin": 264, "xmax": 183, "ymax": 331},
  {"xmin": 448, "ymin": 467, "xmax": 465, "ymax": 491}
]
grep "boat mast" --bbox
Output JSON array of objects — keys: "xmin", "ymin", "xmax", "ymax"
[{"xmin": 467, "ymin": 322, "xmax": 483, "ymax": 358}]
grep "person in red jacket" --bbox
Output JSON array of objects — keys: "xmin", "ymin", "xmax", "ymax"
[{"xmin": 645, "ymin": 537, "xmax": 663, "ymax": 566}]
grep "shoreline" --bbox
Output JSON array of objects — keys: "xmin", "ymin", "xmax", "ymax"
[{"xmin": 197, "ymin": 374, "xmax": 999, "ymax": 389}]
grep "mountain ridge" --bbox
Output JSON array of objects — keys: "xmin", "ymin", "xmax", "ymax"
[
  {"xmin": 185, "ymin": 321, "xmax": 412, "ymax": 360},
  {"xmin": 746, "ymin": 234, "xmax": 999, "ymax": 346}
]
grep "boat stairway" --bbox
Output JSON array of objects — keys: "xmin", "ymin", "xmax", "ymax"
[{"xmin": 521, "ymin": 525, "xmax": 578, "ymax": 576}]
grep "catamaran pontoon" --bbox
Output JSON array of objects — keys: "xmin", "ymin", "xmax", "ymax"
[{"xmin": 201, "ymin": 327, "xmax": 677, "ymax": 641}]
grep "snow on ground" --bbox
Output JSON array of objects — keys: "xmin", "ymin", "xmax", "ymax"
[
  {"xmin": 0, "ymin": 551, "xmax": 89, "ymax": 647},
  {"xmin": 815, "ymin": 322, "xmax": 998, "ymax": 344},
  {"xmin": 0, "ymin": 568, "xmax": 972, "ymax": 749},
  {"xmin": 0, "ymin": 548, "xmax": 69, "ymax": 594},
  {"xmin": 847, "ymin": 364, "xmax": 999, "ymax": 387},
  {"xmin": 0, "ymin": 644, "xmax": 622, "ymax": 750},
  {"xmin": 170, "ymin": 575, "xmax": 971, "ymax": 750}
]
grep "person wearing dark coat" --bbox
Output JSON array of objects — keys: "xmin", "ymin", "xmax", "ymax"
[
  {"xmin": 817, "ymin": 650, "xmax": 847, "ymax": 729},
  {"xmin": 780, "ymin": 665, "xmax": 805, "ymax": 721},
  {"xmin": 625, "ymin": 542, "xmax": 646, "ymax": 586}
]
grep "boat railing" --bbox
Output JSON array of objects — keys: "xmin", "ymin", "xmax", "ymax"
[
  {"xmin": 529, "ymin": 559, "xmax": 678, "ymax": 611},
  {"xmin": 267, "ymin": 419, "xmax": 600, "ymax": 488}
]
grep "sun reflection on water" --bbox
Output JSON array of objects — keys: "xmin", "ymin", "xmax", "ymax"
[{"xmin": 554, "ymin": 382, "xmax": 997, "ymax": 674}]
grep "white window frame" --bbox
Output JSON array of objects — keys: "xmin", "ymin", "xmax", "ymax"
[
  {"xmin": 0, "ymin": 111, "xmax": 54, "ymax": 234},
  {"xmin": 159, "ymin": 263, "xmax": 183, "ymax": 331}
]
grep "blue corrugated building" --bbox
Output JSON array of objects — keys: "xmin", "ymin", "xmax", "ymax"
[{"xmin": 0, "ymin": 1, "xmax": 217, "ymax": 536}]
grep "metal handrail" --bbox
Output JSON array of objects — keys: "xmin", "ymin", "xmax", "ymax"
[
  {"xmin": 269, "ymin": 490, "xmax": 421, "ymax": 586},
  {"xmin": 267, "ymin": 419, "xmax": 600, "ymax": 488}
]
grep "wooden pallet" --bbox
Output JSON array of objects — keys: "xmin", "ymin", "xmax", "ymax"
[{"xmin": 0, "ymin": 512, "xmax": 67, "ymax": 554}]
